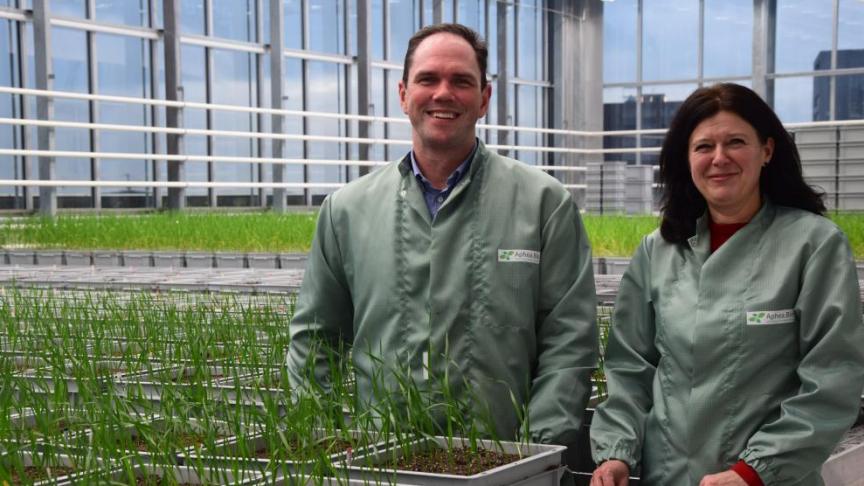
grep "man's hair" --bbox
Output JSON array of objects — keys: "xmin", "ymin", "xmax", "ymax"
[
  {"xmin": 658, "ymin": 82, "xmax": 826, "ymax": 245},
  {"xmin": 402, "ymin": 23, "xmax": 488, "ymax": 90}
]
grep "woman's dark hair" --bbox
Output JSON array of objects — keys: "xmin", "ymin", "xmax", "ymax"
[{"xmin": 659, "ymin": 82, "xmax": 825, "ymax": 245}]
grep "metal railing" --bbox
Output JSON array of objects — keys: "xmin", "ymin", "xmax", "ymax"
[{"xmin": 2, "ymin": 86, "xmax": 864, "ymax": 213}]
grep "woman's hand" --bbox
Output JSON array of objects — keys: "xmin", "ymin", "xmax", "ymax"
[
  {"xmin": 591, "ymin": 459, "xmax": 630, "ymax": 486},
  {"xmin": 699, "ymin": 471, "xmax": 747, "ymax": 486}
]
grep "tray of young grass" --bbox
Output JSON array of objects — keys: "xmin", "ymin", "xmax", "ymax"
[
  {"xmin": 345, "ymin": 437, "xmax": 566, "ymax": 486},
  {"xmin": 82, "ymin": 414, "xmax": 238, "ymax": 465},
  {"xmin": 3, "ymin": 405, "xmax": 95, "ymax": 451},
  {"xmin": 112, "ymin": 362, "xmax": 275, "ymax": 407},
  {"xmin": 185, "ymin": 427, "xmax": 388, "ymax": 479},
  {"xmin": 57, "ymin": 461, "xmax": 265, "ymax": 485},
  {"xmin": 0, "ymin": 445, "xmax": 102, "ymax": 485}
]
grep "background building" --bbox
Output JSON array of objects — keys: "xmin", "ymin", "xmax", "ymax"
[{"xmin": 1, "ymin": 0, "xmax": 863, "ymax": 212}]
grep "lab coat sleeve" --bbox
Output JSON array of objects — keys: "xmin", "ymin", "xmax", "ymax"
[
  {"xmin": 590, "ymin": 237, "xmax": 660, "ymax": 471},
  {"xmin": 740, "ymin": 229, "xmax": 864, "ymax": 484},
  {"xmin": 527, "ymin": 196, "xmax": 599, "ymax": 446},
  {"xmin": 286, "ymin": 195, "xmax": 354, "ymax": 392}
]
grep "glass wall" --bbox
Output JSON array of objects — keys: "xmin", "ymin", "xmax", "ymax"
[
  {"xmin": 0, "ymin": 19, "xmax": 20, "ymax": 207},
  {"xmin": 51, "ymin": 27, "xmax": 90, "ymax": 201},
  {"xmin": 512, "ymin": 0, "xmax": 549, "ymax": 166},
  {"xmin": 703, "ymin": 0, "xmax": 752, "ymax": 79},
  {"xmin": 210, "ymin": 48, "xmax": 258, "ymax": 205},
  {"xmin": 180, "ymin": 44, "xmax": 208, "ymax": 202},
  {"xmin": 602, "ymin": 0, "xmax": 864, "ymax": 165},
  {"xmin": 1, "ymin": 0, "xmax": 561, "ymax": 210},
  {"xmin": 5, "ymin": 1, "xmax": 860, "ymax": 211},
  {"xmin": 642, "ymin": 0, "xmax": 697, "ymax": 81},
  {"xmin": 94, "ymin": 1, "xmax": 150, "ymax": 27},
  {"xmin": 602, "ymin": 0, "xmax": 636, "ymax": 84},
  {"xmin": 96, "ymin": 33, "xmax": 151, "ymax": 207}
]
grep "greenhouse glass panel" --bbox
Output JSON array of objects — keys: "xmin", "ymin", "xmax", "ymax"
[
  {"xmin": 603, "ymin": 87, "xmax": 638, "ymax": 165},
  {"xmin": 52, "ymin": 27, "xmax": 91, "ymax": 197},
  {"xmin": 775, "ymin": 0, "xmax": 832, "ymax": 73},
  {"xmin": 703, "ymin": 0, "xmax": 752, "ymax": 78},
  {"xmin": 516, "ymin": 84, "xmax": 541, "ymax": 165},
  {"xmin": 389, "ymin": 0, "xmax": 420, "ymax": 63},
  {"xmin": 210, "ymin": 48, "xmax": 257, "ymax": 200},
  {"xmin": 285, "ymin": 0, "xmax": 302, "ymax": 50},
  {"xmin": 834, "ymin": 74, "xmax": 864, "ymax": 121},
  {"xmin": 839, "ymin": 0, "xmax": 864, "ymax": 50},
  {"xmin": 386, "ymin": 68, "xmax": 410, "ymax": 162},
  {"xmin": 306, "ymin": 61, "xmax": 346, "ymax": 200},
  {"xmin": 640, "ymin": 83, "xmax": 696, "ymax": 165},
  {"xmin": 95, "ymin": 33, "xmax": 149, "ymax": 201},
  {"xmin": 94, "ymin": 0, "xmax": 149, "ymax": 27},
  {"xmin": 516, "ymin": 0, "xmax": 542, "ymax": 81},
  {"xmin": 0, "ymin": 19, "xmax": 18, "ymax": 201},
  {"xmin": 773, "ymin": 76, "xmax": 817, "ymax": 123},
  {"xmin": 458, "ymin": 0, "xmax": 484, "ymax": 33},
  {"xmin": 181, "ymin": 0, "xmax": 205, "ymax": 35},
  {"xmin": 642, "ymin": 0, "xmax": 698, "ymax": 81},
  {"xmin": 213, "ymin": 0, "xmax": 256, "ymax": 42},
  {"xmin": 602, "ymin": 0, "xmax": 637, "ymax": 83},
  {"xmin": 51, "ymin": 0, "xmax": 85, "ymax": 18},
  {"xmin": 309, "ymin": 0, "xmax": 345, "ymax": 54},
  {"xmin": 282, "ymin": 58, "xmax": 305, "ymax": 199},
  {"xmin": 180, "ymin": 44, "xmax": 208, "ymax": 197}
]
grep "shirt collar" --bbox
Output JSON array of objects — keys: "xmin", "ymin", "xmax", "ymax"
[
  {"xmin": 689, "ymin": 198, "xmax": 774, "ymax": 249},
  {"xmin": 409, "ymin": 139, "xmax": 478, "ymax": 191}
]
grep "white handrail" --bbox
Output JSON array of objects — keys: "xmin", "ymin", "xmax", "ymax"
[
  {"xmin": 3, "ymin": 85, "xmax": 861, "ymax": 213},
  {"xmin": 0, "ymin": 149, "xmax": 389, "ymax": 166},
  {"xmin": 0, "ymin": 179, "xmax": 345, "ymax": 189},
  {"xmin": 0, "ymin": 86, "xmax": 618, "ymax": 136},
  {"xmin": 4, "ymin": 86, "xmax": 864, "ymax": 138},
  {"xmin": 0, "ymin": 117, "xmax": 411, "ymax": 146},
  {"xmin": 0, "ymin": 86, "xmax": 663, "ymax": 138},
  {"xmin": 0, "ymin": 118, "xmax": 662, "ymax": 155},
  {"xmin": 0, "ymin": 148, "xmax": 593, "ymax": 169},
  {"xmin": 0, "ymin": 179, "xmax": 587, "ymax": 190}
]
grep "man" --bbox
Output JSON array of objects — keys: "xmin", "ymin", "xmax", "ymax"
[{"xmin": 286, "ymin": 23, "xmax": 596, "ymax": 448}]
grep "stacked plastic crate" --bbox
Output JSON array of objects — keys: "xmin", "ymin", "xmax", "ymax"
[
  {"xmin": 624, "ymin": 165, "xmax": 654, "ymax": 215},
  {"xmin": 586, "ymin": 162, "xmax": 626, "ymax": 214}
]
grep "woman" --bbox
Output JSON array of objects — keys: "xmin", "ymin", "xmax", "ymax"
[{"xmin": 590, "ymin": 83, "xmax": 864, "ymax": 486}]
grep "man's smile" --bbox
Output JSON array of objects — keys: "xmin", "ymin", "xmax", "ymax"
[{"xmin": 428, "ymin": 110, "xmax": 459, "ymax": 119}]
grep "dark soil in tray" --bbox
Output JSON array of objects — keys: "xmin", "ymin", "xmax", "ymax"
[
  {"xmin": 394, "ymin": 447, "xmax": 521, "ymax": 476},
  {"xmin": 249, "ymin": 437, "xmax": 354, "ymax": 460},
  {"xmin": 171, "ymin": 372, "xmax": 225, "ymax": 383},
  {"xmin": 9, "ymin": 465, "xmax": 76, "ymax": 483},
  {"xmin": 833, "ymin": 425, "xmax": 864, "ymax": 456},
  {"xmin": 118, "ymin": 435, "xmax": 155, "ymax": 452},
  {"xmin": 117, "ymin": 432, "xmax": 225, "ymax": 452},
  {"xmin": 56, "ymin": 417, "xmax": 90, "ymax": 433},
  {"xmin": 134, "ymin": 475, "xmax": 195, "ymax": 486}
]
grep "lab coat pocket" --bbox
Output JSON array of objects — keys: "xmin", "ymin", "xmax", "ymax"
[
  {"xmin": 743, "ymin": 309, "xmax": 798, "ymax": 359},
  {"xmin": 490, "ymin": 259, "xmax": 539, "ymax": 330},
  {"xmin": 498, "ymin": 260, "xmax": 539, "ymax": 292},
  {"xmin": 494, "ymin": 249, "xmax": 541, "ymax": 306}
]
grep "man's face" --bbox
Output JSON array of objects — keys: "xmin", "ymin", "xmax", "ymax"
[{"xmin": 399, "ymin": 33, "xmax": 491, "ymax": 157}]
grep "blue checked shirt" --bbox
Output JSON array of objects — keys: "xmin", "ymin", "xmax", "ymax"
[{"xmin": 409, "ymin": 140, "xmax": 478, "ymax": 218}]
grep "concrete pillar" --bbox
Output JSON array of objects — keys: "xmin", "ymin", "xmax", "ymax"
[
  {"xmin": 550, "ymin": 0, "xmax": 604, "ymax": 207},
  {"xmin": 752, "ymin": 0, "xmax": 776, "ymax": 102},
  {"xmin": 270, "ymin": 0, "xmax": 287, "ymax": 210},
  {"xmin": 163, "ymin": 0, "xmax": 186, "ymax": 210},
  {"xmin": 356, "ymin": 0, "xmax": 372, "ymax": 177},
  {"xmin": 32, "ymin": 0, "xmax": 56, "ymax": 216}
]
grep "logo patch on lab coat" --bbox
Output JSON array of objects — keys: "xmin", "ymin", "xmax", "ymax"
[
  {"xmin": 746, "ymin": 309, "xmax": 795, "ymax": 325},
  {"xmin": 498, "ymin": 249, "xmax": 540, "ymax": 264}
]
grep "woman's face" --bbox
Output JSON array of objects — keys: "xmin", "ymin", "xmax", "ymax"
[{"xmin": 688, "ymin": 110, "xmax": 775, "ymax": 223}]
